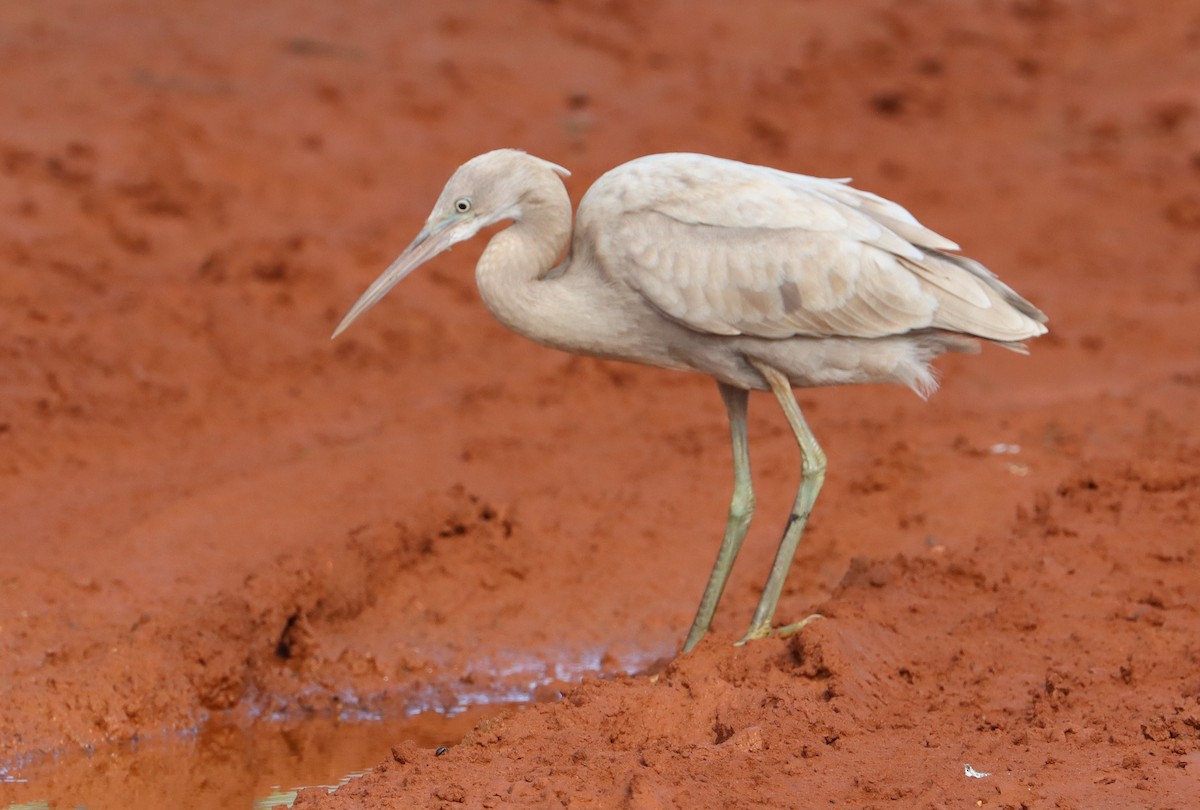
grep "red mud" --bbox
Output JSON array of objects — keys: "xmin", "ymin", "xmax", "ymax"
[{"xmin": 2, "ymin": 1, "xmax": 1199, "ymax": 807}]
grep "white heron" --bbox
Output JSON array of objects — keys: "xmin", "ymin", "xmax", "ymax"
[{"xmin": 333, "ymin": 150, "xmax": 1047, "ymax": 653}]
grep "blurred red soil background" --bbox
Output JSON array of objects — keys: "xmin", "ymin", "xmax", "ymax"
[{"xmin": 2, "ymin": 0, "xmax": 1199, "ymax": 807}]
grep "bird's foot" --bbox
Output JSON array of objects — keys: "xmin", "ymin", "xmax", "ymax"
[
  {"xmin": 732, "ymin": 613, "xmax": 822, "ymax": 647},
  {"xmin": 732, "ymin": 625, "xmax": 770, "ymax": 647},
  {"xmin": 775, "ymin": 613, "xmax": 822, "ymax": 638}
]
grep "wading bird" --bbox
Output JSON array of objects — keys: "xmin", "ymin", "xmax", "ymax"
[{"xmin": 333, "ymin": 150, "xmax": 1047, "ymax": 654}]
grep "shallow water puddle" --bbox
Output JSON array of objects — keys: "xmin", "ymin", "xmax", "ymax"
[{"xmin": 0, "ymin": 705, "xmax": 506, "ymax": 810}]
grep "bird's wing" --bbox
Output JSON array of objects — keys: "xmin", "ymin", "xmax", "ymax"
[{"xmin": 582, "ymin": 154, "xmax": 1046, "ymax": 343}]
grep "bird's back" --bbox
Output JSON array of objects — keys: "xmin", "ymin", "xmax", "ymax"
[{"xmin": 575, "ymin": 153, "xmax": 1047, "ymax": 350}]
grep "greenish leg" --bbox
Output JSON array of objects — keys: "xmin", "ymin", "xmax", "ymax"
[
  {"xmin": 737, "ymin": 360, "xmax": 827, "ymax": 646},
  {"xmin": 682, "ymin": 382, "xmax": 755, "ymax": 653}
]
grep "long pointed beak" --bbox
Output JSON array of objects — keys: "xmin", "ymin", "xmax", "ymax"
[{"xmin": 332, "ymin": 214, "xmax": 470, "ymax": 338}]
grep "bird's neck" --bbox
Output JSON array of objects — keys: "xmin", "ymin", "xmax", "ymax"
[{"xmin": 475, "ymin": 195, "xmax": 585, "ymax": 351}]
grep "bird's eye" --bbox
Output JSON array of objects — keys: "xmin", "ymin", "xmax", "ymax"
[{"xmin": 454, "ymin": 198, "xmax": 472, "ymax": 213}]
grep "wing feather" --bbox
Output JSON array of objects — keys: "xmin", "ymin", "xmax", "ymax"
[{"xmin": 578, "ymin": 154, "xmax": 1047, "ymax": 344}]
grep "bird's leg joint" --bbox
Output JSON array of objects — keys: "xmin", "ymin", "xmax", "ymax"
[
  {"xmin": 800, "ymin": 444, "xmax": 828, "ymax": 477},
  {"xmin": 729, "ymin": 488, "xmax": 755, "ymax": 520}
]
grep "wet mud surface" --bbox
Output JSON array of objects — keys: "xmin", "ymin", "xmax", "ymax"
[{"xmin": 2, "ymin": 0, "xmax": 1199, "ymax": 807}]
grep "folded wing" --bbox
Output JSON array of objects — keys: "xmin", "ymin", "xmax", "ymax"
[{"xmin": 581, "ymin": 154, "xmax": 1047, "ymax": 346}]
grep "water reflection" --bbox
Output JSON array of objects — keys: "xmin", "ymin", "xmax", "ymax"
[{"xmin": 0, "ymin": 705, "xmax": 503, "ymax": 810}]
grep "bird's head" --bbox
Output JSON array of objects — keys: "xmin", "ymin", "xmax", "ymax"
[{"xmin": 332, "ymin": 149, "xmax": 570, "ymax": 338}]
